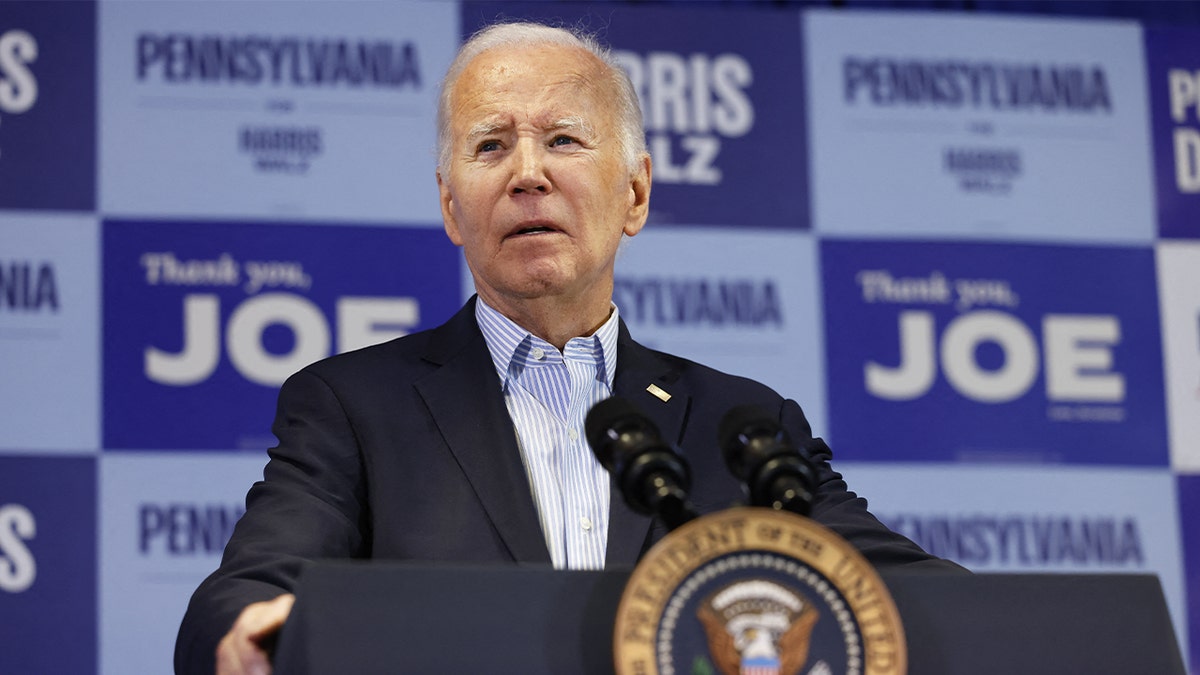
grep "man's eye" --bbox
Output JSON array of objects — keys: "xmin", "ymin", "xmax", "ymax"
[
  {"xmin": 550, "ymin": 135, "xmax": 577, "ymax": 147},
  {"xmin": 477, "ymin": 140, "xmax": 501, "ymax": 153}
]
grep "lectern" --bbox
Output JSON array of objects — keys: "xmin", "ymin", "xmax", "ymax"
[{"xmin": 273, "ymin": 562, "xmax": 1185, "ymax": 674}]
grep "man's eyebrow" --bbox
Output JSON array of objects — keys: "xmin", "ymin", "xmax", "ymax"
[
  {"xmin": 464, "ymin": 116, "xmax": 593, "ymax": 142},
  {"xmin": 466, "ymin": 121, "xmax": 508, "ymax": 141},
  {"xmin": 546, "ymin": 116, "xmax": 593, "ymax": 135}
]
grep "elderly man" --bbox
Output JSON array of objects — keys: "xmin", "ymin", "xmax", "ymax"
[{"xmin": 176, "ymin": 21, "xmax": 956, "ymax": 675}]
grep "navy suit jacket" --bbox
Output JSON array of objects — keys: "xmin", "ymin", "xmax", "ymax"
[{"xmin": 175, "ymin": 298, "xmax": 956, "ymax": 674}]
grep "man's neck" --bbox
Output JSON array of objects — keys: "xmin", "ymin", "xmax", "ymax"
[{"xmin": 476, "ymin": 292, "xmax": 612, "ymax": 351}]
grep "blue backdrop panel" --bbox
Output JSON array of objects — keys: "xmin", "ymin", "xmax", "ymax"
[
  {"xmin": 102, "ymin": 220, "xmax": 461, "ymax": 450},
  {"xmin": 1146, "ymin": 26, "xmax": 1200, "ymax": 239},
  {"xmin": 0, "ymin": 0, "xmax": 95, "ymax": 210},
  {"xmin": 1180, "ymin": 474, "xmax": 1200, "ymax": 670},
  {"xmin": 464, "ymin": 1, "xmax": 809, "ymax": 230},
  {"xmin": 804, "ymin": 10, "xmax": 1155, "ymax": 244},
  {"xmin": 822, "ymin": 239, "xmax": 1167, "ymax": 464},
  {"xmin": 0, "ymin": 455, "xmax": 96, "ymax": 674}
]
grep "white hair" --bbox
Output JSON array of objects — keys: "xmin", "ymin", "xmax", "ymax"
[{"xmin": 436, "ymin": 21, "xmax": 646, "ymax": 173}]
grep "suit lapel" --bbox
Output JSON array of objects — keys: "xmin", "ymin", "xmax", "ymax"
[
  {"xmin": 413, "ymin": 306, "xmax": 691, "ymax": 569},
  {"xmin": 413, "ymin": 301, "xmax": 551, "ymax": 565},
  {"xmin": 605, "ymin": 322, "xmax": 692, "ymax": 568}
]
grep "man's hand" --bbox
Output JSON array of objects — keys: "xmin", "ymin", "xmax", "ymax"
[{"xmin": 215, "ymin": 593, "xmax": 295, "ymax": 675}]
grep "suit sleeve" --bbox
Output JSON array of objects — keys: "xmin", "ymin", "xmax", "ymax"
[
  {"xmin": 779, "ymin": 399, "xmax": 967, "ymax": 572},
  {"xmin": 174, "ymin": 368, "xmax": 371, "ymax": 675}
]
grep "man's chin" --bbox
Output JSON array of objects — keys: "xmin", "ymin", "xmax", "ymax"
[
  {"xmin": 506, "ymin": 277, "xmax": 571, "ymax": 300},
  {"xmin": 487, "ymin": 272, "xmax": 593, "ymax": 306}
]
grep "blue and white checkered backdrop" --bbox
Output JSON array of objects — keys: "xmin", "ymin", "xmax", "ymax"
[{"xmin": 2, "ymin": 1, "xmax": 1198, "ymax": 671}]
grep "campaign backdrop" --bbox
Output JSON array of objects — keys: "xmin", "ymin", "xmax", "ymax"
[
  {"xmin": 465, "ymin": 1, "xmax": 811, "ymax": 230},
  {"xmin": 1182, "ymin": 474, "xmax": 1200, "ymax": 667},
  {"xmin": 0, "ymin": 213, "xmax": 100, "ymax": 452},
  {"xmin": 822, "ymin": 240, "xmax": 1167, "ymax": 464},
  {"xmin": 1, "ymin": 1, "xmax": 1197, "ymax": 672},
  {"xmin": 0, "ymin": 455, "xmax": 96, "ymax": 675},
  {"xmin": 1147, "ymin": 26, "xmax": 1200, "ymax": 239},
  {"xmin": 97, "ymin": 0, "xmax": 456, "ymax": 223},
  {"xmin": 98, "ymin": 453, "xmax": 266, "ymax": 674},
  {"xmin": 613, "ymin": 228, "xmax": 828, "ymax": 434},
  {"xmin": 0, "ymin": 1, "xmax": 95, "ymax": 211},
  {"xmin": 804, "ymin": 10, "xmax": 1156, "ymax": 244},
  {"xmin": 1158, "ymin": 242, "xmax": 1200, "ymax": 474},
  {"xmin": 102, "ymin": 220, "xmax": 462, "ymax": 450},
  {"xmin": 840, "ymin": 462, "xmax": 1187, "ymax": 640}
]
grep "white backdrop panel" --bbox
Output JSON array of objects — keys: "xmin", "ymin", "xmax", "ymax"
[
  {"xmin": 1158, "ymin": 242, "xmax": 1200, "ymax": 473},
  {"xmin": 838, "ymin": 461, "xmax": 1188, "ymax": 663},
  {"xmin": 0, "ymin": 213, "xmax": 99, "ymax": 452},
  {"xmin": 805, "ymin": 10, "xmax": 1155, "ymax": 243},
  {"xmin": 612, "ymin": 227, "xmax": 828, "ymax": 437},
  {"xmin": 99, "ymin": 452, "xmax": 268, "ymax": 675},
  {"xmin": 98, "ymin": 0, "xmax": 457, "ymax": 223}
]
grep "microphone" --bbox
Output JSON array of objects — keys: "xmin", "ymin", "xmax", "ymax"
[
  {"xmin": 718, "ymin": 406, "xmax": 817, "ymax": 516},
  {"xmin": 585, "ymin": 396, "xmax": 698, "ymax": 531}
]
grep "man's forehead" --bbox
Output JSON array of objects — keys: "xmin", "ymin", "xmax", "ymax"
[
  {"xmin": 450, "ymin": 46, "xmax": 610, "ymax": 134},
  {"xmin": 468, "ymin": 41, "xmax": 601, "ymax": 74},
  {"xmin": 453, "ymin": 43, "xmax": 606, "ymax": 101}
]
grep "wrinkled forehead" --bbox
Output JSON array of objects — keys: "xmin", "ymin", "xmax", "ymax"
[{"xmin": 448, "ymin": 43, "xmax": 613, "ymax": 125}]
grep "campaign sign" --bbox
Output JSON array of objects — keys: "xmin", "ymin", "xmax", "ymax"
[
  {"xmin": 102, "ymin": 220, "xmax": 462, "ymax": 450},
  {"xmin": 1157, "ymin": 242, "xmax": 1200, "ymax": 472},
  {"xmin": 804, "ymin": 10, "xmax": 1155, "ymax": 243},
  {"xmin": 0, "ymin": 0, "xmax": 95, "ymax": 210},
  {"xmin": 99, "ymin": 452, "xmax": 267, "ymax": 675},
  {"xmin": 98, "ymin": 1, "xmax": 456, "ymax": 223},
  {"xmin": 0, "ymin": 214, "xmax": 100, "ymax": 453},
  {"xmin": 613, "ymin": 227, "xmax": 827, "ymax": 434},
  {"xmin": 837, "ymin": 462, "xmax": 1188, "ymax": 663},
  {"xmin": 822, "ymin": 240, "xmax": 1167, "ymax": 465},
  {"xmin": 0, "ymin": 455, "xmax": 96, "ymax": 674},
  {"xmin": 1146, "ymin": 26, "xmax": 1200, "ymax": 239},
  {"xmin": 1180, "ymin": 474, "xmax": 1200, "ymax": 670},
  {"xmin": 463, "ymin": 2, "xmax": 809, "ymax": 229}
]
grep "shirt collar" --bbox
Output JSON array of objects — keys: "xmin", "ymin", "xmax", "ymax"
[{"xmin": 475, "ymin": 296, "xmax": 619, "ymax": 389}]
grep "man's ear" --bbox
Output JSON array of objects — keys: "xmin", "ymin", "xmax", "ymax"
[
  {"xmin": 438, "ymin": 171, "xmax": 464, "ymax": 246},
  {"xmin": 623, "ymin": 152, "xmax": 652, "ymax": 237}
]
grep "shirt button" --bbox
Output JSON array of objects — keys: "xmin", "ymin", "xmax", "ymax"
[
  {"xmin": 530, "ymin": 347, "xmax": 545, "ymax": 360},
  {"xmin": 579, "ymin": 516, "xmax": 593, "ymax": 532},
  {"xmin": 567, "ymin": 428, "xmax": 579, "ymax": 441}
]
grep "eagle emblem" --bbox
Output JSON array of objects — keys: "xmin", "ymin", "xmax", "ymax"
[{"xmin": 697, "ymin": 579, "xmax": 820, "ymax": 675}]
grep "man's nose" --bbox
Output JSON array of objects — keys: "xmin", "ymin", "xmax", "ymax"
[{"xmin": 509, "ymin": 139, "xmax": 549, "ymax": 194}]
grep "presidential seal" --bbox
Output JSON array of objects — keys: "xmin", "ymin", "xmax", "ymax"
[{"xmin": 614, "ymin": 508, "xmax": 905, "ymax": 675}]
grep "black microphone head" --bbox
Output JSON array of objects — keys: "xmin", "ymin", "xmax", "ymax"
[
  {"xmin": 585, "ymin": 396, "xmax": 643, "ymax": 447},
  {"xmin": 718, "ymin": 405, "xmax": 779, "ymax": 447},
  {"xmin": 718, "ymin": 405, "xmax": 786, "ymax": 477},
  {"xmin": 584, "ymin": 396, "xmax": 696, "ymax": 527},
  {"xmin": 718, "ymin": 404, "xmax": 815, "ymax": 515},
  {"xmin": 585, "ymin": 396, "xmax": 657, "ymax": 470},
  {"xmin": 585, "ymin": 396, "xmax": 670, "ymax": 474}
]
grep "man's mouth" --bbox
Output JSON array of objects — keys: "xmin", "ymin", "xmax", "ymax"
[{"xmin": 508, "ymin": 222, "xmax": 561, "ymax": 237}]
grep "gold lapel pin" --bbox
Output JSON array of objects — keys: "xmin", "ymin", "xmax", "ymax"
[{"xmin": 646, "ymin": 383, "xmax": 671, "ymax": 402}]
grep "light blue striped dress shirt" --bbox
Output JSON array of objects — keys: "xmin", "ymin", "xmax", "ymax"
[{"xmin": 475, "ymin": 298, "xmax": 617, "ymax": 570}]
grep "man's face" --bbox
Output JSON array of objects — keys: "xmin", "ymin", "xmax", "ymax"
[{"xmin": 438, "ymin": 43, "xmax": 650, "ymax": 310}]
